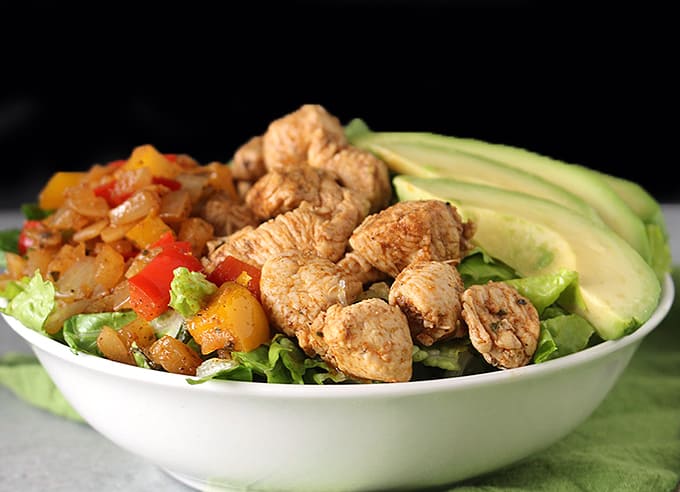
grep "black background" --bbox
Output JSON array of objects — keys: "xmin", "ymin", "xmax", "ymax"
[{"xmin": 1, "ymin": 2, "xmax": 676, "ymax": 208}]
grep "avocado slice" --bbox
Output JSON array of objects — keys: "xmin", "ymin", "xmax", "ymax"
[
  {"xmin": 358, "ymin": 139, "xmax": 603, "ymax": 225},
  {"xmin": 351, "ymin": 128, "xmax": 651, "ymax": 264},
  {"xmin": 599, "ymin": 173, "xmax": 667, "ymax": 233},
  {"xmin": 597, "ymin": 173, "xmax": 671, "ymax": 280},
  {"xmin": 393, "ymin": 175, "xmax": 661, "ymax": 340}
]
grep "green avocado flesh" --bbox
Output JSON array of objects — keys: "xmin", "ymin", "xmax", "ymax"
[
  {"xmin": 362, "ymin": 139, "xmax": 603, "ymax": 225},
  {"xmin": 351, "ymin": 129, "xmax": 652, "ymax": 264},
  {"xmin": 393, "ymin": 175, "xmax": 661, "ymax": 340}
]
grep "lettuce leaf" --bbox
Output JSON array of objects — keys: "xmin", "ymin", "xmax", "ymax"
[
  {"xmin": 647, "ymin": 223, "xmax": 672, "ymax": 280},
  {"xmin": 413, "ymin": 338, "xmax": 474, "ymax": 376},
  {"xmin": 20, "ymin": 203, "xmax": 53, "ymax": 220},
  {"xmin": 344, "ymin": 118, "xmax": 371, "ymax": 139},
  {"xmin": 187, "ymin": 334, "xmax": 348, "ymax": 385},
  {"xmin": 0, "ymin": 270, "xmax": 55, "ymax": 334},
  {"xmin": 62, "ymin": 311, "xmax": 137, "ymax": 355},
  {"xmin": 0, "ymin": 228, "xmax": 20, "ymax": 269},
  {"xmin": 534, "ymin": 314, "xmax": 595, "ymax": 363},
  {"xmin": 169, "ymin": 267, "xmax": 217, "ymax": 318},
  {"xmin": 458, "ymin": 248, "xmax": 517, "ymax": 288},
  {"xmin": 505, "ymin": 269, "xmax": 579, "ymax": 316}
]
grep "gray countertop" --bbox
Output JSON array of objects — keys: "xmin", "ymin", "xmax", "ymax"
[{"xmin": 1, "ymin": 205, "xmax": 679, "ymax": 492}]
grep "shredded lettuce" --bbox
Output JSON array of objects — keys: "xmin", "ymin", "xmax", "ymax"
[
  {"xmin": 62, "ymin": 311, "xmax": 137, "ymax": 355},
  {"xmin": 169, "ymin": 267, "xmax": 217, "ymax": 318},
  {"xmin": 0, "ymin": 271, "xmax": 55, "ymax": 334}
]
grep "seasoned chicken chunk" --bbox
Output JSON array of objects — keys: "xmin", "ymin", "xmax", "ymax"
[
  {"xmin": 349, "ymin": 200, "xmax": 475, "ymax": 278},
  {"xmin": 461, "ymin": 282, "xmax": 540, "ymax": 369},
  {"xmin": 260, "ymin": 251, "xmax": 363, "ymax": 355},
  {"xmin": 310, "ymin": 146, "xmax": 392, "ymax": 213},
  {"xmin": 337, "ymin": 251, "xmax": 389, "ymax": 286},
  {"xmin": 206, "ymin": 188, "xmax": 369, "ymax": 269},
  {"xmin": 262, "ymin": 104, "xmax": 347, "ymax": 171},
  {"xmin": 389, "ymin": 261, "xmax": 465, "ymax": 346},
  {"xmin": 199, "ymin": 194, "xmax": 259, "ymax": 236},
  {"xmin": 310, "ymin": 298, "xmax": 412, "ymax": 382},
  {"xmin": 232, "ymin": 135, "xmax": 267, "ymax": 182},
  {"xmin": 245, "ymin": 166, "xmax": 341, "ymax": 221}
]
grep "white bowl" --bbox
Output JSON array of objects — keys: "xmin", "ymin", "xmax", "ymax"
[{"xmin": 3, "ymin": 274, "xmax": 674, "ymax": 492}]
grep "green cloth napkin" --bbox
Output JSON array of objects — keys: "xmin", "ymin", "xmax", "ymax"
[
  {"xmin": 0, "ymin": 352, "xmax": 83, "ymax": 422},
  {"xmin": 1, "ymin": 273, "xmax": 679, "ymax": 491}
]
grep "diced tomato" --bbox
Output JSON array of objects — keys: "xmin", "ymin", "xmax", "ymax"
[
  {"xmin": 93, "ymin": 180, "xmax": 132, "ymax": 208},
  {"xmin": 18, "ymin": 220, "xmax": 43, "ymax": 255},
  {"xmin": 128, "ymin": 237, "xmax": 203, "ymax": 320},
  {"xmin": 164, "ymin": 154, "xmax": 177, "ymax": 162},
  {"xmin": 152, "ymin": 176, "xmax": 182, "ymax": 191},
  {"xmin": 207, "ymin": 255, "xmax": 261, "ymax": 301}
]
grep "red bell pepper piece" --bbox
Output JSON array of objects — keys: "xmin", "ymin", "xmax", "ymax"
[
  {"xmin": 207, "ymin": 255, "xmax": 261, "ymax": 301},
  {"xmin": 93, "ymin": 180, "xmax": 132, "ymax": 208},
  {"xmin": 17, "ymin": 220, "xmax": 43, "ymax": 255},
  {"xmin": 128, "ymin": 238, "xmax": 203, "ymax": 321},
  {"xmin": 152, "ymin": 176, "xmax": 182, "ymax": 191}
]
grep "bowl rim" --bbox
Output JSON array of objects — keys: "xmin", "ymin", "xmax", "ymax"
[{"xmin": 3, "ymin": 274, "xmax": 674, "ymax": 399}]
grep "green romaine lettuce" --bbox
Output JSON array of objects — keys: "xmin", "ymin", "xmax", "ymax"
[
  {"xmin": 62, "ymin": 311, "xmax": 137, "ymax": 355},
  {"xmin": 0, "ymin": 270, "xmax": 55, "ymax": 334},
  {"xmin": 169, "ymin": 267, "xmax": 217, "ymax": 318},
  {"xmin": 187, "ymin": 334, "xmax": 348, "ymax": 385},
  {"xmin": 647, "ymin": 223, "xmax": 672, "ymax": 280},
  {"xmin": 505, "ymin": 269, "xmax": 579, "ymax": 316},
  {"xmin": 20, "ymin": 203, "xmax": 52, "ymax": 220},
  {"xmin": 0, "ymin": 228, "xmax": 20, "ymax": 269},
  {"xmin": 534, "ymin": 314, "xmax": 595, "ymax": 363},
  {"xmin": 413, "ymin": 338, "xmax": 474, "ymax": 376},
  {"xmin": 458, "ymin": 248, "xmax": 517, "ymax": 288}
]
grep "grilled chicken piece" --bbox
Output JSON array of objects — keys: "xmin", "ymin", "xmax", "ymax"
[
  {"xmin": 336, "ymin": 251, "xmax": 389, "ymax": 286},
  {"xmin": 310, "ymin": 298, "xmax": 412, "ymax": 383},
  {"xmin": 262, "ymin": 104, "xmax": 347, "ymax": 171},
  {"xmin": 205, "ymin": 188, "xmax": 369, "ymax": 269},
  {"xmin": 245, "ymin": 166, "xmax": 341, "ymax": 221},
  {"xmin": 310, "ymin": 146, "xmax": 392, "ymax": 214},
  {"xmin": 199, "ymin": 194, "xmax": 259, "ymax": 236},
  {"xmin": 389, "ymin": 261, "xmax": 466, "ymax": 346},
  {"xmin": 461, "ymin": 282, "xmax": 540, "ymax": 369},
  {"xmin": 232, "ymin": 135, "xmax": 267, "ymax": 182},
  {"xmin": 349, "ymin": 200, "xmax": 475, "ymax": 278},
  {"xmin": 260, "ymin": 250, "xmax": 363, "ymax": 356}
]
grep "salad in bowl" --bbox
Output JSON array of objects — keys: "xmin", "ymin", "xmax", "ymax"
[
  {"xmin": 0, "ymin": 104, "xmax": 671, "ymax": 385},
  {"xmin": 0, "ymin": 104, "xmax": 673, "ymax": 491}
]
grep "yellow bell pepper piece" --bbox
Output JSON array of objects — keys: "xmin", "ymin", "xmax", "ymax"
[
  {"xmin": 123, "ymin": 144, "xmax": 180, "ymax": 179},
  {"xmin": 125, "ymin": 215, "xmax": 173, "ymax": 249},
  {"xmin": 38, "ymin": 172, "xmax": 87, "ymax": 210},
  {"xmin": 204, "ymin": 162, "xmax": 239, "ymax": 202},
  {"xmin": 187, "ymin": 281, "xmax": 270, "ymax": 354}
]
